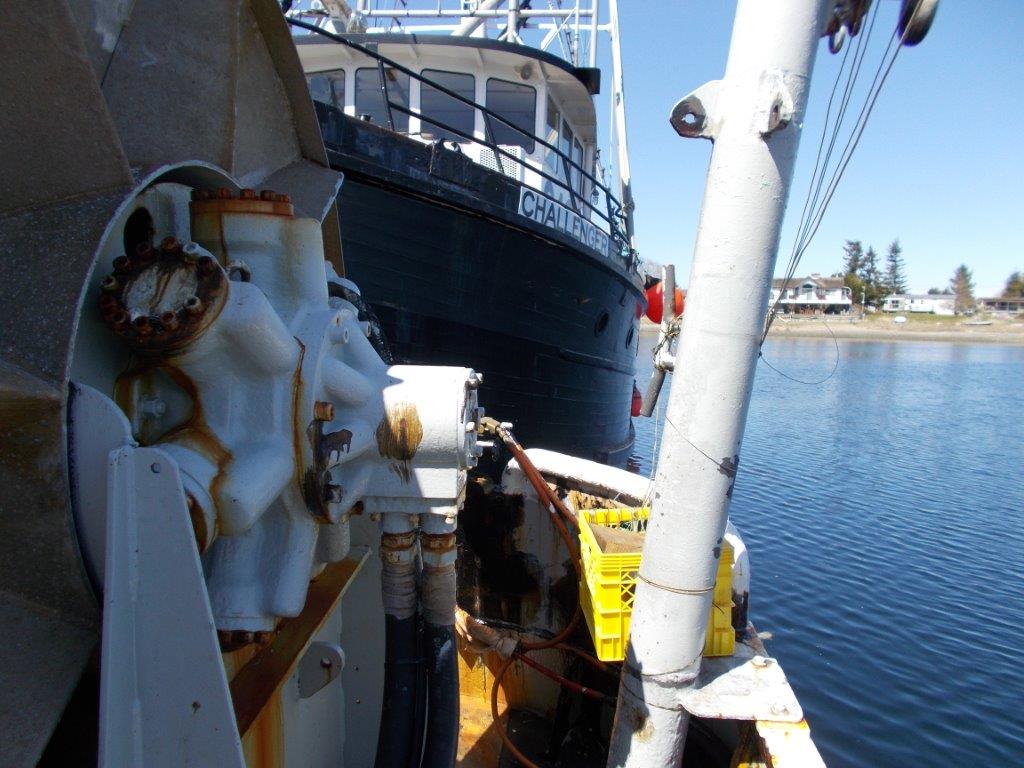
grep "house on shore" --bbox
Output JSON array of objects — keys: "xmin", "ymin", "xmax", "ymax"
[
  {"xmin": 769, "ymin": 275, "xmax": 852, "ymax": 314},
  {"xmin": 882, "ymin": 293, "xmax": 955, "ymax": 315},
  {"xmin": 977, "ymin": 296, "xmax": 1024, "ymax": 315}
]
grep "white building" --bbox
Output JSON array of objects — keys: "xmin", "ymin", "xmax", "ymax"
[
  {"xmin": 977, "ymin": 297, "xmax": 1024, "ymax": 315},
  {"xmin": 882, "ymin": 294, "xmax": 956, "ymax": 315},
  {"xmin": 769, "ymin": 275, "xmax": 852, "ymax": 314}
]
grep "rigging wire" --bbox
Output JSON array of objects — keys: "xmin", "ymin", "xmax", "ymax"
[
  {"xmin": 766, "ymin": 0, "xmax": 880, "ymax": 340},
  {"xmin": 794, "ymin": 0, "xmax": 881, "ymax": 253},
  {"xmin": 762, "ymin": 3, "xmax": 915, "ymax": 387},
  {"xmin": 759, "ymin": 319, "xmax": 841, "ymax": 386}
]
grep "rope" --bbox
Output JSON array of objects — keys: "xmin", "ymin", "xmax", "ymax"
[{"xmin": 636, "ymin": 572, "xmax": 713, "ymax": 596}]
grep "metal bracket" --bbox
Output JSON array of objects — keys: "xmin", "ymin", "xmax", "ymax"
[
  {"xmin": 297, "ymin": 641, "xmax": 346, "ymax": 699},
  {"xmin": 756, "ymin": 69, "xmax": 795, "ymax": 136},
  {"xmin": 679, "ymin": 634, "xmax": 804, "ymax": 723},
  {"xmin": 670, "ymin": 81, "xmax": 721, "ymax": 140},
  {"xmin": 99, "ymin": 445, "xmax": 244, "ymax": 767}
]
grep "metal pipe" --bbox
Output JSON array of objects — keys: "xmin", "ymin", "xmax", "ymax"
[
  {"xmin": 606, "ymin": 0, "xmax": 635, "ymax": 248},
  {"xmin": 639, "ymin": 264, "xmax": 675, "ymax": 417},
  {"xmin": 451, "ymin": 0, "xmax": 503, "ymax": 37},
  {"xmin": 505, "ymin": 0, "xmax": 519, "ymax": 43},
  {"xmin": 588, "ymin": 0, "xmax": 599, "ymax": 68},
  {"xmin": 355, "ymin": 7, "xmax": 592, "ymax": 19},
  {"xmin": 606, "ymin": 1, "xmax": 830, "ymax": 765}
]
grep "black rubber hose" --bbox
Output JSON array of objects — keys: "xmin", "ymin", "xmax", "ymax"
[
  {"xmin": 420, "ymin": 623, "xmax": 460, "ymax": 768},
  {"xmin": 374, "ymin": 615, "xmax": 419, "ymax": 768},
  {"xmin": 407, "ymin": 615, "xmax": 428, "ymax": 768}
]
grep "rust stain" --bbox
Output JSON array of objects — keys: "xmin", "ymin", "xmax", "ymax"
[
  {"xmin": 375, "ymin": 401, "xmax": 423, "ymax": 483},
  {"xmin": 115, "ymin": 359, "xmax": 231, "ymax": 540},
  {"xmin": 186, "ymin": 494, "xmax": 209, "ymax": 554},
  {"xmin": 242, "ymin": 689, "xmax": 283, "ymax": 768},
  {"xmin": 222, "ymin": 645, "xmax": 260, "ymax": 683},
  {"xmin": 160, "ymin": 364, "xmax": 232, "ymax": 520},
  {"xmin": 218, "ymin": 212, "xmax": 229, "ymax": 265},
  {"xmin": 290, "ymin": 338, "xmax": 307, "ymax": 490},
  {"xmin": 100, "ymin": 242, "xmax": 228, "ymax": 354}
]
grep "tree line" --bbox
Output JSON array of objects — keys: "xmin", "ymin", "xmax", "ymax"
[
  {"xmin": 837, "ymin": 239, "xmax": 908, "ymax": 306},
  {"xmin": 839, "ymin": 240, "xmax": 1022, "ymax": 313}
]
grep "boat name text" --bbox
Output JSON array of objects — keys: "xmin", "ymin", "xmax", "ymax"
[{"xmin": 519, "ymin": 189, "xmax": 610, "ymax": 257}]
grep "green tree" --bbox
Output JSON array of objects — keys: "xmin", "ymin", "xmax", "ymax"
[
  {"xmin": 927, "ymin": 287, "xmax": 944, "ymax": 295},
  {"xmin": 842, "ymin": 240, "xmax": 864, "ymax": 305},
  {"xmin": 843, "ymin": 240, "xmax": 863, "ymax": 276},
  {"xmin": 884, "ymin": 239, "xmax": 908, "ymax": 295},
  {"xmin": 949, "ymin": 264, "xmax": 975, "ymax": 313},
  {"xmin": 1003, "ymin": 271, "xmax": 1024, "ymax": 298},
  {"xmin": 859, "ymin": 246, "xmax": 884, "ymax": 304}
]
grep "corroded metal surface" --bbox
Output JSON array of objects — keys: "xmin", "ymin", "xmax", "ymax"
[{"xmin": 100, "ymin": 237, "xmax": 229, "ymax": 354}]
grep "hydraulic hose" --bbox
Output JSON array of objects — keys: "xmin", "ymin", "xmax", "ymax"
[
  {"xmin": 407, "ymin": 616, "xmax": 427, "ymax": 768},
  {"xmin": 420, "ymin": 525, "xmax": 460, "ymax": 768},
  {"xmin": 375, "ymin": 527, "xmax": 420, "ymax": 768},
  {"xmin": 421, "ymin": 621, "xmax": 459, "ymax": 768}
]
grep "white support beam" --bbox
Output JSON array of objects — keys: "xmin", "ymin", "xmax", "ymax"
[{"xmin": 99, "ymin": 446, "xmax": 244, "ymax": 768}]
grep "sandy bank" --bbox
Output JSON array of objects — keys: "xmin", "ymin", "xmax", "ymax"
[
  {"xmin": 766, "ymin": 317, "xmax": 1024, "ymax": 345},
  {"xmin": 641, "ymin": 317, "xmax": 1024, "ymax": 345}
]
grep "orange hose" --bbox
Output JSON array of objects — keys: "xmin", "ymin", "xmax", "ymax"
[
  {"xmin": 497, "ymin": 425, "xmax": 580, "ymax": 532},
  {"xmin": 491, "ymin": 657, "xmax": 543, "ymax": 768},
  {"xmin": 555, "ymin": 642, "xmax": 616, "ymax": 676},
  {"xmin": 520, "ymin": 607, "xmax": 580, "ymax": 652},
  {"xmin": 517, "ymin": 652, "xmax": 615, "ymax": 704}
]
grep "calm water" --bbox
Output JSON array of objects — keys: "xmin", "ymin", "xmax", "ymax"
[{"xmin": 629, "ymin": 333, "xmax": 1024, "ymax": 768}]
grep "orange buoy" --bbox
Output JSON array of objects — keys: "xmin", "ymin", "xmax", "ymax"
[
  {"xmin": 644, "ymin": 282, "xmax": 684, "ymax": 324},
  {"xmin": 631, "ymin": 382, "xmax": 643, "ymax": 417}
]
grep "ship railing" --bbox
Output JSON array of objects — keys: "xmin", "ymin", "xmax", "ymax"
[{"xmin": 287, "ymin": 17, "xmax": 637, "ymax": 268}]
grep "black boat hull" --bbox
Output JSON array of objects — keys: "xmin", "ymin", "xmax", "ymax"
[{"xmin": 321, "ymin": 110, "xmax": 642, "ymax": 464}]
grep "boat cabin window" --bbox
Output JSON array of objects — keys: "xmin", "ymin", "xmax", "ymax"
[
  {"xmin": 355, "ymin": 67, "xmax": 411, "ymax": 131},
  {"xmin": 420, "ymin": 69, "xmax": 476, "ymax": 143},
  {"xmin": 485, "ymin": 78, "xmax": 535, "ymax": 152},
  {"xmin": 545, "ymin": 97, "xmax": 560, "ymax": 146},
  {"xmin": 307, "ymin": 69, "xmax": 345, "ymax": 112},
  {"xmin": 560, "ymin": 120, "xmax": 574, "ymax": 178}
]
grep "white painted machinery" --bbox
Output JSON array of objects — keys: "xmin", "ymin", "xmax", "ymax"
[{"xmin": 0, "ymin": 1, "xmax": 477, "ymax": 764}]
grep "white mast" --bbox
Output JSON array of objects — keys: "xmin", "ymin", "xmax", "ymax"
[
  {"xmin": 606, "ymin": 0, "xmax": 635, "ymax": 248},
  {"xmin": 606, "ymin": 1, "xmax": 833, "ymax": 765}
]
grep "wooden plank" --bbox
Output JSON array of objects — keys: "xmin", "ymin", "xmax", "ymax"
[{"xmin": 230, "ymin": 548, "xmax": 370, "ymax": 736}]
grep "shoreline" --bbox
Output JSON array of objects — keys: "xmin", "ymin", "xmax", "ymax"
[{"xmin": 640, "ymin": 318, "xmax": 1024, "ymax": 345}]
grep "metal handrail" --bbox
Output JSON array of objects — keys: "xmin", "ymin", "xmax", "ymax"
[
  {"xmin": 288, "ymin": 17, "xmax": 632, "ymax": 246},
  {"xmin": 386, "ymin": 101, "xmax": 617, "ymax": 230},
  {"xmin": 381, "ymin": 102, "xmax": 619, "ymax": 235}
]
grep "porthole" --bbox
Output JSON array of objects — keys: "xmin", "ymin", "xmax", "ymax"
[
  {"xmin": 625, "ymin": 326, "xmax": 635, "ymax": 348},
  {"xmin": 594, "ymin": 310, "xmax": 610, "ymax": 336}
]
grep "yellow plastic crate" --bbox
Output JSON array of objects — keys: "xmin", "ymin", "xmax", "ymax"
[{"xmin": 578, "ymin": 507, "xmax": 735, "ymax": 661}]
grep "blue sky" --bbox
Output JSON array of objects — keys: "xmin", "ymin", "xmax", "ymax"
[{"xmin": 611, "ymin": 1, "xmax": 1023, "ymax": 297}]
